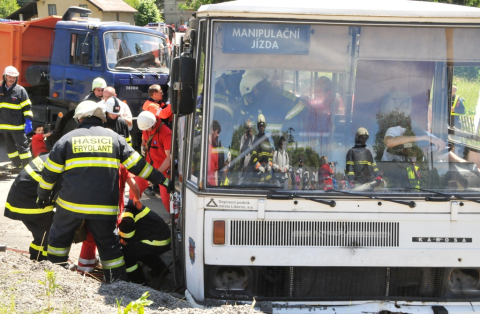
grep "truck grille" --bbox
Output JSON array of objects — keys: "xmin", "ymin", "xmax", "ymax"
[{"xmin": 230, "ymin": 220, "xmax": 399, "ymax": 247}]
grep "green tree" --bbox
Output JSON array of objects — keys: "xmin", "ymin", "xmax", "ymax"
[
  {"xmin": 419, "ymin": 0, "xmax": 480, "ymax": 7},
  {"xmin": 0, "ymin": 0, "xmax": 20, "ymax": 19},
  {"xmin": 124, "ymin": 0, "xmax": 141, "ymax": 9},
  {"xmin": 179, "ymin": 0, "xmax": 231, "ymax": 11},
  {"xmin": 135, "ymin": 0, "xmax": 162, "ymax": 26}
]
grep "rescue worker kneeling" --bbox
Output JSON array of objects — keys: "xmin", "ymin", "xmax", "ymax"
[
  {"xmin": 37, "ymin": 101, "xmax": 173, "ymax": 283},
  {"xmin": 119, "ymin": 199, "xmax": 171, "ymax": 284},
  {"xmin": 4, "ymin": 153, "xmax": 58, "ymax": 261}
]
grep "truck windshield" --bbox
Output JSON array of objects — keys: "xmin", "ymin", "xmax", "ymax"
[
  {"xmin": 104, "ymin": 31, "xmax": 170, "ymax": 72},
  {"xmin": 203, "ymin": 21, "xmax": 480, "ymax": 194}
]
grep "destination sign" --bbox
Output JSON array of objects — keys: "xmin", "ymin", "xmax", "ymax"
[
  {"xmin": 223, "ymin": 23, "xmax": 311, "ymax": 55},
  {"xmin": 412, "ymin": 237, "xmax": 472, "ymax": 243}
]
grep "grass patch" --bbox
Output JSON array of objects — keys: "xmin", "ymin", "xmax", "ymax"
[{"xmin": 453, "ymin": 77, "xmax": 480, "ymax": 116}]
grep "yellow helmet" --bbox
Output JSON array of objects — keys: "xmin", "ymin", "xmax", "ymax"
[
  {"xmin": 257, "ymin": 114, "xmax": 267, "ymax": 128},
  {"xmin": 355, "ymin": 127, "xmax": 369, "ymax": 138}
]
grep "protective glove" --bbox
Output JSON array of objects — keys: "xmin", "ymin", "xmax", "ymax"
[
  {"xmin": 266, "ymin": 165, "xmax": 272, "ymax": 172},
  {"xmin": 141, "ymin": 146, "xmax": 146, "ymax": 157},
  {"xmin": 375, "ymin": 176, "xmax": 382, "ymax": 184},
  {"xmin": 257, "ymin": 165, "xmax": 265, "ymax": 173},
  {"xmin": 162, "ymin": 178, "xmax": 175, "ymax": 193},
  {"xmin": 36, "ymin": 195, "xmax": 50, "ymax": 209},
  {"xmin": 24, "ymin": 119, "xmax": 33, "ymax": 134}
]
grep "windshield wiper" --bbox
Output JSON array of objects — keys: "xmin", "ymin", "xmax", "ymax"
[
  {"xmin": 325, "ymin": 189, "xmax": 416, "ymax": 208},
  {"xmin": 407, "ymin": 188, "xmax": 480, "ymax": 204},
  {"xmin": 269, "ymin": 189, "xmax": 336, "ymax": 207},
  {"xmin": 115, "ymin": 66, "xmax": 140, "ymax": 72}
]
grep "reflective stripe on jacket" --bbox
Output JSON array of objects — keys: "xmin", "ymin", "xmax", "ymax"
[
  {"xmin": 37, "ymin": 117, "xmax": 167, "ymax": 220},
  {"xmin": 5, "ymin": 154, "xmax": 55, "ymax": 221},
  {"xmin": 0, "ymin": 82, "xmax": 32, "ymax": 131},
  {"xmin": 118, "ymin": 201, "xmax": 171, "ymax": 246}
]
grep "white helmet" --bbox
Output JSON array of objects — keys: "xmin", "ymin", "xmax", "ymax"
[
  {"xmin": 240, "ymin": 70, "xmax": 268, "ymax": 96},
  {"xmin": 92, "ymin": 77, "xmax": 107, "ymax": 91},
  {"xmin": 137, "ymin": 111, "xmax": 156, "ymax": 130},
  {"xmin": 4, "ymin": 66, "xmax": 19, "ymax": 77},
  {"xmin": 74, "ymin": 100, "xmax": 106, "ymax": 122},
  {"xmin": 104, "ymin": 97, "xmax": 122, "ymax": 115}
]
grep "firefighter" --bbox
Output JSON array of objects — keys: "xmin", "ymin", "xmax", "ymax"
[
  {"xmin": 119, "ymin": 199, "xmax": 171, "ymax": 284},
  {"xmin": 406, "ymin": 160, "xmax": 421, "ymax": 190},
  {"xmin": 251, "ymin": 114, "xmax": 273, "ymax": 183},
  {"xmin": 4, "ymin": 154, "xmax": 57, "ymax": 261},
  {"xmin": 37, "ymin": 100, "xmax": 173, "ymax": 283},
  {"xmin": 451, "ymin": 85, "xmax": 466, "ymax": 130},
  {"xmin": 346, "ymin": 127, "xmax": 382, "ymax": 187},
  {"xmin": 84, "ymin": 77, "xmax": 106, "ymax": 102},
  {"xmin": 1, "ymin": 66, "xmax": 33, "ymax": 169},
  {"xmin": 103, "ymin": 96, "xmax": 132, "ymax": 146}
]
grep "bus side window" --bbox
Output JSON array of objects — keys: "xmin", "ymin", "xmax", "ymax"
[{"xmin": 190, "ymin": 20, "xmax": 207, "ymax": 184}]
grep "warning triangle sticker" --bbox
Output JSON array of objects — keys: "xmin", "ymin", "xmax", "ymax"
[{"xmin": 206, "ymin": 198, "xmax": 218, "ymax": 207}]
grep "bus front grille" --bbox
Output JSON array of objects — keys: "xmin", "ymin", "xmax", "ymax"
[
  {"xmin": 230, "ymin": 220, "xmax": 399, "ymax": 247},
  {"xmin": 257, "ymin": 267, "xmax": 445, "ymax": 299}
]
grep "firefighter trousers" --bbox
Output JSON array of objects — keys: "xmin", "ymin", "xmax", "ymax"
[
  {"xmin": 48, "ymin": 208, "xmax": 126, "ymax": 283},
  {"xmin": 22, "ymin": 217, "xmax": 53, "ymax": 261},
  {"xmin": 122, "ymin": 242, "xmax": 171, "ymax": 284},
  {"xmin": 4, "ymin": 131, "xmax": 31, "ymax": 167}
]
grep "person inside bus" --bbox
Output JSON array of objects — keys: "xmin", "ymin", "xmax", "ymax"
[
  {"xmin": 237, "ymin": 70, "xmax": 306, "ymax": 132},
  {"xmin": 250, "ymin": 114, "xmax": 273, "ymax": 184},
  {"xmin": 238, "ymin": 119, "xmax": 254, "ymax": 186},
  {"xmin": 379, "ymin": 91, "xmax": 470, "ymax": 164},
  {"xmin": 272, "ymin": 136, "xmax": 290, "ymax": 189},
  {"xmin": 313, "ymin": 76, "xmax": 345, "ymax": 115},
  {"xmin": 208, "ymin": 120, "xmax": 221, "ymax": 186}
]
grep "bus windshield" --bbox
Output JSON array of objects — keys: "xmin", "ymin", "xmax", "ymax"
[
  {"xmin": 202, "ymin": 21, "xmax": 480, "ymax": 194},
  {"xmin": 104, "ymin": 31, "xmax": 170, "ymax": 73}
]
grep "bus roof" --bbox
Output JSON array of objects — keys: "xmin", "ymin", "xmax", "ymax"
[{"xmin": 197, "ymin": 0, "xmax": 480, "ymax": 24}]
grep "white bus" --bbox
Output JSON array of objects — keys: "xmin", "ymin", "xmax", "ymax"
[{"xmin": 168, "ymin": 0, "xmax": 480, "ymax": 312}]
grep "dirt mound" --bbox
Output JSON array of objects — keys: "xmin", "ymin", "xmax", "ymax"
[{"xmin": 0, "ymin": 250, "xmax": 262, "ymax": 314}]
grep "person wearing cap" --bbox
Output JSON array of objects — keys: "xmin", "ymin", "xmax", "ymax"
[
  {"xmin": 84, "ymin": 77, "xmax": 107, "ymax": 102},
  {"xmin": 134, "ymin": 111, "xmax": 173, "ymax": 216},
  {"xmin": 37, "ymin": 100, "xmax": 173, "ymax": 283},
  {"xmin": 103, "ymin": 96, "xmax": 132, "ymax": 146},
  {"xmin": 0, "ymin": 66, "xmax": 33, "ymax": 169},
  {"xmin": 103, "ymin": 86, "xmax": 133, "ymax": 128},
  {"xmin": 142, "ymin": 84, "xmax": 172, "ymax": 129},
  {"xmin": 346, "ymin": 127, "xmax": 382, "ymax": 187}
]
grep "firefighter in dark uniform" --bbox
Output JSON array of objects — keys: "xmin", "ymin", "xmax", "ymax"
[
  {"xmin": 104, "ymin": 96, "xmax": 132, "ymax": 146},
  {"xmin": 346, "ymin": 127, "xmax": 382, "ymax": 186},
  {"xmin": 251, "ymin": 114, "xmax": 273, "ymax": 183},
  {"xmin": 0, "ymin": 66, "xmax": 33, "ymax": 169},
  {"xmin": 84, "ymin": 77, "xmax": 107, "ymax": 102},
  {"xmin": 4, "ymin": 154, "xmax": 58, "ymax": 261},
  {"xmin": 37, "ymin": 100, "xmax": 173, "ymax": 283},
  {"xmin": 118, "ymin": 199, "xmax": 171, "ymax": 284}
]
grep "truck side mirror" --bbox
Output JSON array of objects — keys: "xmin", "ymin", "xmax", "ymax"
[{"xmin": 170, "ymin": 55, "xmax": 196, "ymax": 116}]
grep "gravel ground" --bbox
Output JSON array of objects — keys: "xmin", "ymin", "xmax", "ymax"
[{"xmin": 0, "ymin": 250, "xmax": 263, "ymax": 314}]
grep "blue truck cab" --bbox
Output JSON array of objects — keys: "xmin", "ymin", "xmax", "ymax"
[{"xmin": 45, "ymin": 13, "xmax": 170, "ymax": 146}]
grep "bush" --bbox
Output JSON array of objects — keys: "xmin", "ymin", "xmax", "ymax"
[{"xmin": 135, "ymin": 0, "xmax": 162, "ymax": 27}]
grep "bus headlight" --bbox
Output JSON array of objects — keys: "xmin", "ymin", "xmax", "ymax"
[
  {"xmin": 212, "ymin": 266, "xmax": 250, "ymax": 290},
  {"xmin": 448, "ymin": 268, "xmax": 480, "ymax": 294}
]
